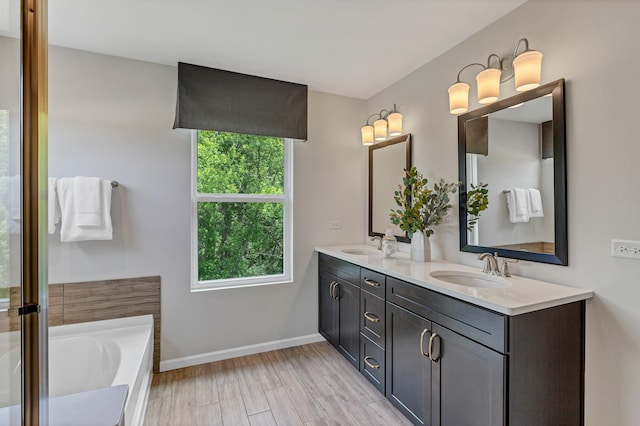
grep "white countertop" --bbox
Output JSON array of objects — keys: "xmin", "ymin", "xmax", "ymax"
[{"xmin": 316, "ymin": 245, "xmax": 593, "ymax": 316}]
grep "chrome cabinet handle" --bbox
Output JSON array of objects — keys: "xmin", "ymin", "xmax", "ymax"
[
  {"xmin": 329, "ymin": 281, "xmax": 339, "ymax": 300},
  {"xmin": 364, "ymin": 356, "xmax": 380, "ymax": 369},
  {"xmin": 363, "ymin": 312, "xmax": 380, "ymax": 323},
  {"xmin": 428, "ymin": 332, "xmax": 440, "ymax": 362},
  {"xmin": 419, "ymin": 328, "xmax": 430, "ymax": 357},
  {"xmin": 331, "ymin": 282, "xmax": 340, "ymax": 300},
  {"xmin": 363, "ymin": 278, "xmax": 380, "ymax": 288}
]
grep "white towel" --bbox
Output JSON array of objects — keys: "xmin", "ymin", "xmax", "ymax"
[
  {"xmin": 57, "ymin": 177, "xmax": 113, "ymax": 242},
  {"xmin": 506, "ymin": 188, "xmax": 529, "ymax": 223},
  {"xmin": 48, "ymin": 178, "xmax": 60, "ymax": 234},
  {"xmin": 527, "ymin": 188, "xmax": 544, "ymax": 218},
  {"xmin": 73, "ymin": 176, "xmax": 102, "ymax": 227}
]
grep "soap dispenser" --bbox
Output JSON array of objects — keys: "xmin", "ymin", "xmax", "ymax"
[{"xmin": 382, "ymin": 229, "xmax": 398, "ymax": 258}]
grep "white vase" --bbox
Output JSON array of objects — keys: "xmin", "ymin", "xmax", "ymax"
[{"xmin": 410, "ymin": 230, "xmax": 431, "ymax": 262}]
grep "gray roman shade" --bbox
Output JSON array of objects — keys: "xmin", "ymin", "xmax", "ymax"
[{"xmin": 173, "ymin": 62, "xmax": 308, "ymax": 140}]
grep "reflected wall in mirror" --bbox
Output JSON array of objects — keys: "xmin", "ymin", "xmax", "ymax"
[
  {"xmin": 458, "ymin": 79, "xmax": 567, "ymax": 265},
  {"xmin": 369, "ymin": 134, "xmax": 411, "ymax": 243}
]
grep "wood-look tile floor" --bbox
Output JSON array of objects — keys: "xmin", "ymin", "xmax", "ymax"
[{"xmin": 144, "ymin": 341, "xmax": 412, "ymax": 425}]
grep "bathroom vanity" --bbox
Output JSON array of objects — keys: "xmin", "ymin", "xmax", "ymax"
[{"xmin": 317, "ymin": 246, "xmax": 592, "ymax": 426}]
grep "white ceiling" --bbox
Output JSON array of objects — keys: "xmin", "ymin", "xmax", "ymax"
[{"xmin": 2, "ymin": 0, "xmax": 528, "ymax": 99}]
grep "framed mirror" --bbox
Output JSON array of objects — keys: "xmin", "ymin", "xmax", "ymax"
[
  {"xmin": 369, "ymin": 134, "xmax": 412, "ymax": 243},
  {"xmin": 458, "ymin": 79, "xmax": 567, "ymax": 265}
]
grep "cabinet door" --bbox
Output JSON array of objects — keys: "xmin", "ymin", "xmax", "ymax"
[
  {"xmin": 386, "ymin": 303, "xmax": 432, "ymax": 425},
  {"xmin": 336, "ymin": 279, "xmax": 360, "ymax": 368},
  {"xmin": 319, "ymin": 272, "xmax": 339, "ymax": 344},
  {"xmin": 430, "ymin": 323, "xmax": 505, "ymax": 426}
]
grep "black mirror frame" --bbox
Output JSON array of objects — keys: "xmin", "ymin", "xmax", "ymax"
[
  {"xmin": 458, "ymin": 79, "xmax": 567, "ymax": 265},
  {"xmin": 369, "ymin": 134, "xmax": 412, "ymax": 243}
]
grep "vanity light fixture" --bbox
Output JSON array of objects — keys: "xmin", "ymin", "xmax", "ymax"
[
  {"xmin": 448, "ymin": 38, "xmax": 543, "ymax": 115},
  {"xmin": 361, "ymin": 104, "xmax": 403, "ymax": 145}
]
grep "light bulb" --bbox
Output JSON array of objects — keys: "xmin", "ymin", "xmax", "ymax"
[
  {"xmin": 476, "ymin": 68, "xmax": 501, "ymax": 104},
  {"xmin": 513, "ymin": 50, "xmax": 543, "ymax": 91},
  {"xmin": 374, "ymin": 118, "xmax": 387, "ymax": 141},
  {"xmin": 361, "ymin": 125, "xmax": 374, "ymax": 145},
  {"xmin": 448, "ymin": 82, "xmax": 470, "ymax": 114},
  {"xmin": 387, "ymin": 112, "xmax": 403, "ymax": 137}
]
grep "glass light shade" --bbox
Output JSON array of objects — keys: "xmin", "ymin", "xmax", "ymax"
[
  {"xmin": 387, "ymin": 112, "xmax": 403, "ymax": 136},
  {"xmin": 374, "ymin": 118, "xmax": 387, "ymax": 141},
  {"xmin": 476, "ymin": 68, "xmax": 501, "ymax": 104},
  {"xmin": 361, "ymin": 125, "xmax": 374, "ymax": 145},
  {"xmin": 513, "ymin": 50, "xmax": 543, "ymax": 91},
  {"xmin": 448, "ymin": 82, "xmax": 470, "ymax": 115}
]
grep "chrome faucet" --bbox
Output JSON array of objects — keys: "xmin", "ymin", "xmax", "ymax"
[
  {"xmin": 495, "ymin": 253, "xmax": 518, "ymax": 277},
  {"xmin": 479, "ymin": 252, "xmax": 518, "ymax": 277},
  {"xmin": 370, "ymin": 236, "xmax": 382, "ymax": 250},
  {"xmin": 478, "ymin": 252, "xmax": 499, "ymax": 275}
]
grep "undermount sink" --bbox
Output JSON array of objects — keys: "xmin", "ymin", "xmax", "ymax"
[
  {"xmin": 429, "ymin": 270, "xmax": 512, "ymax": 289},
  {"xmin": 341, "ymin": 248, "xmax": 379, "ymax": 256}
]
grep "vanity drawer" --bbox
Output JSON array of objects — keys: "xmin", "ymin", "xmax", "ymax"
[
  {"xmin": 386, "ymin": 277, "xmax": 507, "ymax": 353},
  {"xmin": 360, "ymin": 334, "xmax": 385, "ymax": 394},
  {"xmin": 360, "ymin": 291, "xmax": 385, "ymax": 348},
  {"xmin": 360, "ymin": 268, "xmax": 386, "ymax": 298},
  {"xmin": 319, "ymin": 253, "xmax": 360, "ymax": 284}
]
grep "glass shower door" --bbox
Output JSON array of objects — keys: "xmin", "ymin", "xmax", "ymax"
[
  {"xmin": 0, "ymin": 0, "xmax": 49, "ymax": 424},
  {"xmin": 0, "ymin": 1, "xmax": 25, "ymax": 421}
]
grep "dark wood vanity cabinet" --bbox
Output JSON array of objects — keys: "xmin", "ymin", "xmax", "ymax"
[
  {"xmin": 318, "ymin": 253, "xmax": 585, "ymax": 426},
  {"xmin": 318, "ymin": 254, "xmax": 360, "ymax": 368},
  {"xmin": 387, "ymin": 301, "xmax": 504, "ymax": 425}
]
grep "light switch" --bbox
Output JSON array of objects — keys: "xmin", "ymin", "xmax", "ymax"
[{"xmin": 329, "ymin": 220, "xmax": 342, "ymax": 230}]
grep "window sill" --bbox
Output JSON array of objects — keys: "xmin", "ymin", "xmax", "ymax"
[{"xmin": 191, "ymin": 278, "xmax": 293, "ymax": 292}]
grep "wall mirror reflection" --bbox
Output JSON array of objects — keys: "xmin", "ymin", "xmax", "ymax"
[
  {"xmin": 458, "ymin": 79, "xmax": 567, "ymax": 265},
  {"xmin": 369, "ymin": 134, "xmax": 411, "ymax": 243}
]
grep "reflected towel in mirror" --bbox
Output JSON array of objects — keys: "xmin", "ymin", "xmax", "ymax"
[
  {"xmin": 527, "ymin": 188, "xmax": 544, "ymax": 218},
  {"xmin": 506, "ymin": 188, "xmax": 529, "ymax": 223}
]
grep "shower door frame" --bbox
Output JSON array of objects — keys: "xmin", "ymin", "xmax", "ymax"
[{"xmin": 20, "ymin": 0, "xmax": 49, "ymax": 423}]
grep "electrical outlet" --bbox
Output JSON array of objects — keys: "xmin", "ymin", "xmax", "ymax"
[
  {"xmin": 329, "ymin": 220, "xmax": 342, "ymax": 230},
  {"xmin": 611, "ymin": 239, "xmax": 640, "ymax": 259}
]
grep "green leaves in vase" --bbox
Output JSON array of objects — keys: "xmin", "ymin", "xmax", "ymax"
[{"xmin": 389, "ymin": 166, "xmax": 458, "ymax": 238}]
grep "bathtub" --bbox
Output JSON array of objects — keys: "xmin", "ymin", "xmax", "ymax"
[{"xmin": 0, "ymin": 314, "xmax": 154, "ymax": 426}]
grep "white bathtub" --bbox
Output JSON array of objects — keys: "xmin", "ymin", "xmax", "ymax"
[{"xmin": 0, "ymin": 315, "xmax": 154, "ymax": 426}]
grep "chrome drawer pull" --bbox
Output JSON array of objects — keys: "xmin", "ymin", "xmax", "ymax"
[
  {"xmin": 363, "ymin": 278, "xmax": 380, "ymax": 288},
  {"xmin": 428, "ymin": 332, "xmax": 440, "ymax": 362},
  {"xmin": 364, "ymin": 312, "xmax": 380, "ymax": 323},
  {"xmin": 364, "ymin": 356, "xmax": 380, "ymax": 369},
  {"xmin": 419, "ymin": 328, "xmax": 430, "ymax": 357},
  {"xmin": 330, "ymin": 281, "xmax": 340, "ymax": 300}
]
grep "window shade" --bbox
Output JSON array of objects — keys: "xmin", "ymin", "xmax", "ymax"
[{"xmin": 173, "ymin": 62, "xmax": 308, "ymax": 140}]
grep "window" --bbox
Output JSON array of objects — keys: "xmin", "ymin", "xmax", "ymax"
[{"xmin": 191, "ymin": 130, "xmax": 292, "ymax": 290}]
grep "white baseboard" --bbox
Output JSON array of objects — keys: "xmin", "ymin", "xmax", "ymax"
[{"xmin": 159, "ymin": 333, "xmax": 326, "ymax": 372}]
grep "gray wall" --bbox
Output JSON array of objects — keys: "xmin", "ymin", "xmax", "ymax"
[
  {"xmin": 43, "ymin": 45, "xmax": 367, "ymax": 363},
  {"xmin": 366, "ymin": 1, "xmax": 640, "ymax": 424}
]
